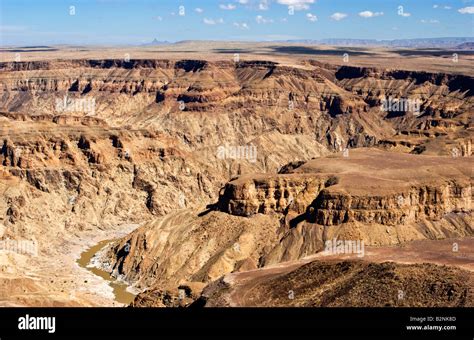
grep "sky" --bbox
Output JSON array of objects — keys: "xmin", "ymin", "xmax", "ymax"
[{"xmin": 1, "ymin": 0, "xmax": 473, "ymax": 46}]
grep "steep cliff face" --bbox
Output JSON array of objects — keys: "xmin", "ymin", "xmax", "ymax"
[
  {"xmin": 2, "ymin": 59, "xmax": 471, "ymax": 159},
  {"xmin": 334, "ymin": 65, "xmax": 473, "ymax": 157},
  {"xmin": 0, "ymin": 59, "xmax": 391, "ymax": 153},
  {"xmin": 98, "ymin": 149, "xmax": 472, "ymax": 307},
  {"xmin": 0, "ymin": 57, "xmax": 472, "ymax": 307},
  {"xmin": 217, "ymin": 175, "xmax": 327, "ymax": 216},
  {"xmin": 217, "ymin": 149, "xmax": 472, "ymax": 227},
  {"xmin": 335, "ymin": 66, "xmax": 474, "ymax": 95},
  {"xmin": 310, "ymin": 183, "xmax": 471, "ymax": 226}
]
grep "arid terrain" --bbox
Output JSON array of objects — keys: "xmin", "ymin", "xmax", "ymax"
[{"xmin": 0, "ymin": 42, "xmax": 472, "ymax": 307}]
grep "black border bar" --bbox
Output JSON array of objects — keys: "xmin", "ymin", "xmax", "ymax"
[{"xmin": 0, "ymin": 307, "xmax": 472, "ymax": 339}]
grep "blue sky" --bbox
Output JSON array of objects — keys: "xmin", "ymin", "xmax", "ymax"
[{"xmin": 1, "ymin": 0, "xmax": 473, "ymax": 45}]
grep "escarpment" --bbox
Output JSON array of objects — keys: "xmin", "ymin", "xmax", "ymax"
[
  {"xmin": 217, "ymin": 175, "xmax": 328, "ymax": 216},
  {"xmin": 217, "ymin": 149, "xmax": 472, "ymax": 227},
  {"xmin": 335, "ymin": 65, "xmax": 474, "ymax": 95},
  {"xmin": 308, "ymin": 183, "xmax": 471, "ymax": 226},
  {"xmin": 333, "ymin": 65, "xmax": 473, "ymax": 156},
  {"xmin": 99, "ymin": 150, "xmax": 472, "ymax": 307},
  {"xmin": 0, "ymin": 55, "xmax": 473, "ymax": 307},
  {"xmin": 2, "ymin": 58, "xmax": 472, "ymax": 158},
  {"xmin": 0, "ymin": 58, "xmax": 385, "ymax": 156}
]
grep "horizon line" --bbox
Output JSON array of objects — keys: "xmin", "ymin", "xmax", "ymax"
[{"xmin": 1, "ymin": 36, "xmax": 474, "ymax": 49}]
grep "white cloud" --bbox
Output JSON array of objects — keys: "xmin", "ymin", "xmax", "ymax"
[
  {"xmin": 420, "ymin": 19, "xmax": 440, "ymax": 24},
  {"xmin": 236, "ymin": 0, "xmax": 271, "ymax": 11},
  {"xmin": 399, "ymin": 12, "xmax": 411, "ymax": 17},
  {"xmin": 259, "ymin": 0, "xmax": 270, "ymax": 10},
  {"xmin": 330, "ymin": 12, "xmax": 348, "ymax": 21},
  {"xmin": 359, "ymin": 11, "xmax": 384, "ymax": 18},
  {"xmin": 203, "ymin": 18, "xmax": 224, "ymax": 25},
  {"xmin": 306, "ymin": 13, "xmax": 317, "ymax": 22},
  {"xmin": 277, "ymin": 0, "xmax": 315, "ymax": 11},
  {"xmin": 233, "ymin": 22, "xmax": 250, "ymax": 30},
  {"xmin": 434, "ymin": 5, "xmax": 452, "ymax": 10},
  {"xmin": 219, "ymin": 4, "xmax": 236, "ymax": 10},
  {"xmin": 152, "ymin": 16, "xmax": 163, "ymax": 21},
  {"xmin": 458, "ymin": 6, "xmax": 474, "ymax": 14},
  {"xmin": 203, "ymin": 18, "xmax": 215, "ymax": 25},
  {"xmin": 256, "ymin": 15, "xmax": 274, "ymax": 24},
  {"xmin": 195, "ymin": 8, "xmax": 203, "ymax": 13}
]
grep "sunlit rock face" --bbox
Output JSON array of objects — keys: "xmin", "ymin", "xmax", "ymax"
[{"xmin": 0, "ymin": 54, "xmax": 472, "ymax": 307}]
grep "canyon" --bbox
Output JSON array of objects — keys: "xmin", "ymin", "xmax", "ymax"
[{"xmin": 0, "ymin": 43, "xmax": 472, "ymax": 307}]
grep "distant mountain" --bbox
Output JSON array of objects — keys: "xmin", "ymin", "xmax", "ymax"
[
  {"xmin": 281, "ymin": 37, "xmax": 474, "ymax": 48},
  {"xmin": 142, "ymin": 38, "xmax": 171, "ymax": 46},
  {"xmin": 17, "ymin": 45, "xmax": 53, "ymax": 49}
]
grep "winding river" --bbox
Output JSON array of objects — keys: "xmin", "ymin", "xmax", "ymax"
[{"xmin": 77, "ymin": 239, "xmax": 136, "ymax": 305}]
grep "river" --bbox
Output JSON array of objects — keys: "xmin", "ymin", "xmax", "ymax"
[{"xmin": 77, "ymin": 239, "xmax": 136, "ymax": 305}]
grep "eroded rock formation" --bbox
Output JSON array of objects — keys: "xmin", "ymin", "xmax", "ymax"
[{"xmin": 0, "ymin": 56, "xmax": 472, "ymax": 307}]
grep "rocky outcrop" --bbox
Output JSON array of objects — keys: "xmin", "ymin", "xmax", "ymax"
[
  {"xmin": 3, "ymin": 58, "xmax": 471, "ymax": 160},
  {"xmin": 218, "ymin": 175, "xmax": 327, "ymax": 216},
  {"xmin": 95, "ymin": 150, "xmax": 472, "ymax": 308},
  {"xmin": 98, "ymin": 209, "xmax": 282, "ymax": 292},
  {"xmin": 217, "ymin": 149, "xmax": 472, "ymax": 227},
  {"xmin": 335, "ymin": 65, "xmax": 474, "ymax": 95},
  {"xmin": 0, "ymin": 58, "xmax": 391, "ymax": 152},
  {"xmin": 309, "ymin": 184, "xmax": 471, "ymax": 226},
  {"xmin": 333, "ymin": 65, "xmax": 474, "ymax": 157},
  {"xmin": 0, "ymin": 54, "xmax": 472, "ymax": 307}
]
